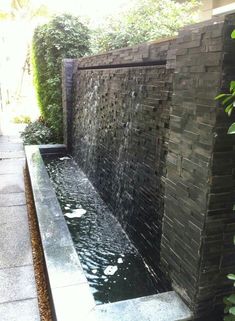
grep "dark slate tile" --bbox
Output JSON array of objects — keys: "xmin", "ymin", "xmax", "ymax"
[{"xmin": 0, "ymin": 266, "xmax": 37, "ymax": 303}]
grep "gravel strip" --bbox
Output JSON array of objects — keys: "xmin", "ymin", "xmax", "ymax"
[{"xmin": 24, "ymin": 168, "xmax": 53, "ymax": 321}]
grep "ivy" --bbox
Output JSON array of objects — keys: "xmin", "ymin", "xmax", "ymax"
[{"xmin": 31, "ymin": 14, "xmax": 90, "ymax": 142}]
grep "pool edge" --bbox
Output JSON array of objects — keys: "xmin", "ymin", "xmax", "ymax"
[{"xmin": 25, "ymin": 144, "xmax": 193, "ymax": 321}]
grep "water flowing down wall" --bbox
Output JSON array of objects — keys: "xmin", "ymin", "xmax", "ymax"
[
  {"xmin": 70, "ymin": 41, "xmax": 175, "ymax": 275},
  {"xmin": 62, "ymin": 12, "xmax": 235, "ymax": 320}
]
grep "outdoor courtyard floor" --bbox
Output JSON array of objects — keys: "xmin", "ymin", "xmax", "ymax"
[{"xmin": 0, "ymin": 133, "xmax": 40, "ymax": 321}]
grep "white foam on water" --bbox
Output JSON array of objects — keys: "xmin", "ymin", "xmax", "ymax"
[
  {"xmin": 117, "ymin": 258, "xmax": 123, "ymax": 264},
  {"xmin": 64, "ymin": 208, "xmax": 87, "ymax": 218},
  {"xmin": 104, "ymin": 265, "xmax": 118, "ymax": 276},
  {"xmin": 59, "ymin": 156, "xmax": 71, "ymax": 160}
]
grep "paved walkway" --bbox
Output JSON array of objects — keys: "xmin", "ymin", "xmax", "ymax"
[{"xmin": 0, "ymin": 135, "xmax": 40, "ymax": 321}]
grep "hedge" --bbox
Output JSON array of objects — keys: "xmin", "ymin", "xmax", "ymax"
[{"xmin": 32, "ymin": 14, "xmax": 90, "ymax": 141}]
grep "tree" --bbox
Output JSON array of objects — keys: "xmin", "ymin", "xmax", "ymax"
[
  {"xmin": 0, "ymin": 0, "xmax": 49, "ymax": 21},
  {"xmin": 92, "ymin": 0, "xmax": 200, "ymax": 53}
]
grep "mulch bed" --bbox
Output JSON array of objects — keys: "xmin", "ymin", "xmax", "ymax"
[{"xmin": 24, "ymin": 168, "xmax": 53, "ymax": 321}]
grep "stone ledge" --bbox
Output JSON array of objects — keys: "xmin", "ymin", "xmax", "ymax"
[{"xmin": 25, "ymin": 145, "xmax": 193, "ymax": 321}]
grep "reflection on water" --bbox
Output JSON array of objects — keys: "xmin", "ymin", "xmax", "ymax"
[{"xmin": 44, "ymin": 156, "xmax": 162, "ymax": 304}]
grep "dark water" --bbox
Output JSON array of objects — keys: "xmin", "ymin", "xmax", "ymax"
[{"xmin": 44, "ymin": 155, "xmax": 162, "ymax": 304}]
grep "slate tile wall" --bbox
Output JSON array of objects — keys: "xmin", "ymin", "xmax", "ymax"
[
  {"xmin": 62, "ymin": 13, "xmax": 235, "ymax": 320},
  {"xmin": 160, "ymin": 13, "xmax": 235, "ymax": 319},
  {"xmin": 71, "ymin": 65, "xmax": 173, "ymax": 285}
]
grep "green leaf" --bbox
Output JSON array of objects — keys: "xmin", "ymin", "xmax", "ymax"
[
  {"xmin": 215, "ymin": 93, "xmax": 229, "ymax": 100},
  {"xmin": 224, "ymin": 315, "xmax": 235, "ymax": 321},
  {"xmin": 228, "ymin": 295, "xmax": 235, "ymax": 304},
  {"xmin": 228, "ymin": 123, "xmax": 235, "ymax": 135},
  {"xmin": 225, "ymin": 104, "xmax": 234, "ymax": 116},
  {"xmin": 230, "ymin": 81, "xmax": 235, "ymax": 93},
  {"xmin": 231, "ymin": 30, "xmax": 235, "ymax": 39},
  {"xmin": 223, "ymin": 95, "xmax": 233, "ymax": 106},
  {"xmin": 228, "ymin": 274, "xmax": 235, "ymax": 280},
  {"xmin": 230, "ymin": 307, "xmax": 235, "ymax": 315}
]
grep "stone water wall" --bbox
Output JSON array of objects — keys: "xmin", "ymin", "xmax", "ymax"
[
  {"xmin": 70, "ymin": 40, "xmax": 175, "ymax": 279},
  {"xmin": 62, "ymin": 13, "xmax": 235, "ymax": 320}
]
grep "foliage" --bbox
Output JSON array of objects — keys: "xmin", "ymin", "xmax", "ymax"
[
  {"xmin": 13, "ymin": 114, "xmax": 31, "ymax": 124},
  {"xmin": 21, "ymin": 119, "xmax": 54, "ymax": 145},
  {"xmin": 0, "ymin": 0, "xmax": 50, "ymax": 21},
  {"xmin": 32, "ymin": 14, "xmax": 90, "ymax": 141},
  {"xmin": 91, "ymin": 0, "xmax": 200, "ymax": 53},
  {"xmin": 215, "ymin": 29, "xmax": 235, "ymax": 321}
]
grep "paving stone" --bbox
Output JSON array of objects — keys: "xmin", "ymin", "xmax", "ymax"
[
  {"xmin": 0, "ymin": 265, "xmax": 37, "ymax": 303},
  {"xmin": 0, "ymin": 205, "xmax": 28, "ymax": 225},
  {"xmin": 0, "ymin": 136, "xmax": 22, "ymax": 143},
  {"xmin": 0, "ymin": 143, "xmax": 23, "ymax": 152},
  {"xmin": 0, "ymin": 159, "xmax": 25, "ymax": 174},
  {"xmin": 0, "ymin": 299, "xmax": 40, "ymax": 321},
  {"xmin": 0, "ymin": 192, "xmax": 26, "ymax": 207},
  {"xmin": 0, "ymin": 151, "xmax": 25, "ymax": 159},
  {"xmin": 0, "ymin": 221, "xmax": 32, "ymax": 268},
  {"xmin": 52, "ymin": 283, "xmax": 95, "ymax": 321},
  {"xmin": 0, "ymin": 174, "xmax": 24, "ymax": 193}
]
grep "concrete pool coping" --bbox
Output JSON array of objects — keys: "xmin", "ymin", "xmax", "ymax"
[{"xmin": 25, "ymin": 144, "xmax": 193, "ymax": 321}]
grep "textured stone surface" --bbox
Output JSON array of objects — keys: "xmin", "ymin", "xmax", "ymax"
[
  {"xmin": 62, "ymin": 12, "xmax": 235, "ymax": 320},
  {"xmin": 71, "ymin": 65, "xmax": 173, "ymax": 275},
  {"xmin": 44, "ymin": 244, "xmax": 87, "ymax": 288},
  {"xmin": 160, "ymin": 13, "xmax": 235, "ymax": 319},
  {"xmin": 0, "ymin": 220, "xmax": 33, "ymax": 268},
  {"xmin": 94, "ymin": 291, "xmax": 192, "ymax": 321},
  {"xmin": 76, "ymin": 38, "xmax": 176, "ymax": 68},
  {"xmin": 0, "ymin": 159, "xmax": 25, "ymax": 174},
  {"xmin": 0, "ymin": 135, "xmax": 39, "ymax": 320},
  {"xmin": 0, "ymin": 265, "xmax": 37, "ymax": 303},
  {"xmin": 25, "ymin": 145, "xmax": 95, "ymax": 321},
  {"xmin": 0, "ymin": 299, "xmax": 40, "ymax": 321},
  {"xmin": 0, "ymin": 205, "xmax": 27, "ymax": 224},
  {"xmin": 52, "ymin": 283, "xmax": 96, "ymax": 321},
  {"xmin": 0, "ymin": 174, "xmax": 24, "ymax": 193}
]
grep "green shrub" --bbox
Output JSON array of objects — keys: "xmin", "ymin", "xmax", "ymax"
[
  {"xmin": 21, "ymin": 119, "xmax": 54, "ymax": 145},
  {"xmin": 32, "ymin": 14, "xmax": 90, "ymax": 141},
  {"xmin": 92, "ymin": 0, "xmax": 199, "ymax": 53}
]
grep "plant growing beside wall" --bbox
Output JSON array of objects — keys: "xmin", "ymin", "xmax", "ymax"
[
  {"xmin": 32, "ymin": 14, "xmax": 90, "ymax": 141},
  {"xmin": 215, "ymin": 29, "xmax": 235, "ymax": 321}
]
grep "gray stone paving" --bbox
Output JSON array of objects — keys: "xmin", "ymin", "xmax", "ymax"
[{"xmin": 0, "ymin": 135, "xmax": 40, "ymax": 320}]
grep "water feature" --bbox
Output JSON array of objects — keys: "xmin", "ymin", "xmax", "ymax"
[{"xmin": 44, "ymin": 155, "xmax": 165, "ymax": 304}]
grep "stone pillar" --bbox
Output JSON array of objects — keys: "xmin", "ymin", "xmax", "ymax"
[
  {"xmin": 62, "ymin": 59, "xmax": 76, "ymax": 151},
  {"xmin": 161, "ymin": 13, "xmax": 235, "ymax": 319}
]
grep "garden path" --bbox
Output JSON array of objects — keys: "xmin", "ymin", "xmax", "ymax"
[{"xmin": 0, "ymin": 133, "xmax": 40, "ymax": 321}]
